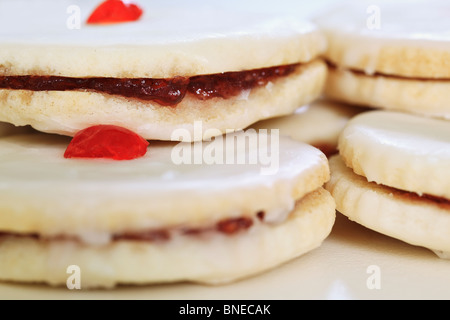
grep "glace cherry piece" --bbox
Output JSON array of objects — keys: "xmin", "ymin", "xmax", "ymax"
[
  {"xmin": 64, "ymin": 125, "xmax": 149, "ymax": 160},
  {"xmin": 87, "ymin": 0, "xmax": 143, "ymax": 24}
]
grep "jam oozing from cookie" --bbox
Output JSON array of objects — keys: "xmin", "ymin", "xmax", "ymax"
[
  {"xmin": 64, "ymin": 125, "xmax": 149, "ymax": 160},
  {"xmin": 0, "ymin": 64, "xmax": 299, "ymax": 106},
  {"xmin": 216, "ymin": 217, "xmax": 254, "ymax": 235},
  {"xmin": 87, "ymin": 0, "xmax": 143, "ymax": 24}
]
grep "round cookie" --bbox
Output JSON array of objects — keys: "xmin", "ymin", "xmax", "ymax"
[
  {"xmin": 0, "ymin": 0, "xmax": 326, "ymax": 78},
  {"xmin": 0, "ymin": 188, "xmax": 335, "ymax": 288},
  {"xmin": 315, "ymin": 0, "xmax": 450, "ymax": 119},
  {"xmin": 327, "ymin": 111, "xmax": 450, "ymax": 258},
  {"xmin": 0, "ymin": 0, "xmax": 327, "ymax": 141},
  {"xmin": 0, "ymin": 61, "xmax": 327, "ymax": 142},
  {"xmin": 251, "ymin": 99, "xmax": 366, "ymax": 157},
  {"xmin": 338, "ymin": 111, "xmax": 450, "ymax": 199},
  {"xmin": 327, "ymin": 156, "xmax": 450, "ymax": 259},
  {"xmin": 0, "ymin": 126, "xmax": 335, "ymax": 288},
  {"xmin": 325, "ymin": 68, "xmax": 450, "ymax": 120}
]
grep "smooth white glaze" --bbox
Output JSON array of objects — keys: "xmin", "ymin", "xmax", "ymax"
[
  {"xmin": 0, "ymin": 0, "xmax": 317, "ymax": 45},
  {"xmin": 0, "ymin": 0, "xmax": 325, "ymax": 77},
  {"xmin": 0, "ymin": 124, "xmax": 328, "ymax": 238},
  {"xmin": 315, "ymin": 0, "xmax": 450, "ymax": 75},
  {"xmin": 339, "ymin": 111, "xmax": 450, "ymax": 198}
]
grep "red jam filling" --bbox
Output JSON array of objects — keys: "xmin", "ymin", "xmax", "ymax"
[
  {"xmin": 64, "ymin": 125, "xmax": 149, "ymax": 160},
  {"xmin": 0, "ymin": 215, "xmax": 257, "ymax": 243},
  {"xmin": 0, "ymin": 64, "xmax": 298, "ymax": 106},
  {"xmin": 115, "ymin": 230, "xmax": 170, "ymax": 242},
  {"xmin": 188, "ymin": 64, "xmax": 297, "ymax": 100},
  {"xmin": 87, "ymin": 0, "xmax": 143, "ymax": 24},
  {"xmin": 216, "ymin": 217, "xmax": 253, "ymax": 234}
]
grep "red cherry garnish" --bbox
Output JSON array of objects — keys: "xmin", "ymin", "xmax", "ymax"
[
  {"xmin": 64, "ymin": 125, "xmax": 149, "ymax": 160},
  {"xmin": 87, "ymin": 0, "xmax": 143, "ymax": 24}
]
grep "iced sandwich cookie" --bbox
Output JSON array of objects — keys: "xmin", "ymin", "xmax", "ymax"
[
  {"xmin": 0, "ymin": 123, "xmax": 335, "ymax": 288},
  {"xmin": 326, "ymin": 111, "xmax": 450, "ymax": 258},
  {"xmin": 252, "ymin": 99, "xmax": 366, "ymax": 157},
  {"xmin": 0, "ymin": 0, "xmax": 327, "ymax": 141},
  {"xmin": 315, "ymin": 0, "xmax": 450, "ymax": 119}
]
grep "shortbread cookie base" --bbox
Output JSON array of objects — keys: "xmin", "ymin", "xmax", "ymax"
[
  {"xmin": 0, "ymin": 0, "xmax": 326, "ymax": 78},
  {"xmin": 0, "ymin": 129, "xmax": 329, "ymax": 238},
  {"xmin": 0, "ymin": 188, "xmax": 335, "ymax": 288},
  {"xmin": 325, "ymin": 68, "xmax": 450, "ymax": 120},
  {"xmin": 315, "ymin": 0, "xmax": 450, "ymax": 78},
  {"xmin": 0, "ymin": 60, "xmax": 327, "ymax": 141},
  {"xmin": 338, "ymin": 111, "xmax": 450, "ymax": 199},
  {"xmin": 326, "ymin": 156, "xmax": 450, "ymax": 257}
]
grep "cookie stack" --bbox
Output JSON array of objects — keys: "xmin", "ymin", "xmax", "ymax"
[
  {"xmin": 315, "ymin": 0, "xmax": 450, "ymax": 257},
  {"xmin": 0, "ymin": 0, "xmax": 328, "ymax": 141},
  {"xmin": 0, "ymin": 0, "xmax": 336, "ymax": 288}
]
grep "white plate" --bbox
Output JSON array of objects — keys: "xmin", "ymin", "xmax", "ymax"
[{"xmin": 2, "ymin": 213, "xmax": 449, "ymax": 300}]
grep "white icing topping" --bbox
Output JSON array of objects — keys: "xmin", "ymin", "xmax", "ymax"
[
  {"xmin": 0, "ymin": 0, "xmax": 327, "ymax": 77},
  {"xmin": 0, "ymin": 127, "xmax": 328, "ymax": 236},
  {"xmin": 0, "ymin": 0, "xmax": 317, "ymax": 46},
  {"xmin": 316, "ymin": 0, "xmax": 450, "ymax": 43},
  {"xmin": 340, "ymin": 111, "xmax": 450, "ymax": 198},
  {"xmin": 315, "ymin": 0, "xmax": 450, "ymax": 75}
]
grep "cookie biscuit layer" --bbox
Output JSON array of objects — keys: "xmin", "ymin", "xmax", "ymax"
[
  {"xmin": 315, "ymin": 0, "xmax": 450, "ymax": 78},
  {"xmin": 327, "ymin": 110, "xmax": 450, "ymax": 258},
  {"xmin": 0, "ymin": 125, "xmax": 331, "ymax": 240},
  {"xmin": 327, "ymin": 156, "xmax": 450, "ymax": 257},
  {"xmin": 0, "ymin": 124, "xmax": 335, "ymax": 287},
  {"xmin": 0, "ymin": 188, "xmax": 335, "ymax": 288},
  {"xmin": 0, "ymin": 0, "xmax": 327, "ymax": 140},
  {"xmin": 0, "ymin": 60, "xmax": 327, "ymax": 141},
  {"xmin": 338, "ymin": 111, "xmax": 450, "ymax": 199},
  {"xmin": 0, "ymin": 1, "xmax": 326, "ymax": 78},
  {"xmin": 325, "ymin": 68, "xmax": 450, "ymax": 120},
  {"xmin": 315, "ymin": 0, "xmax": 450, "ymax": 118}
]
